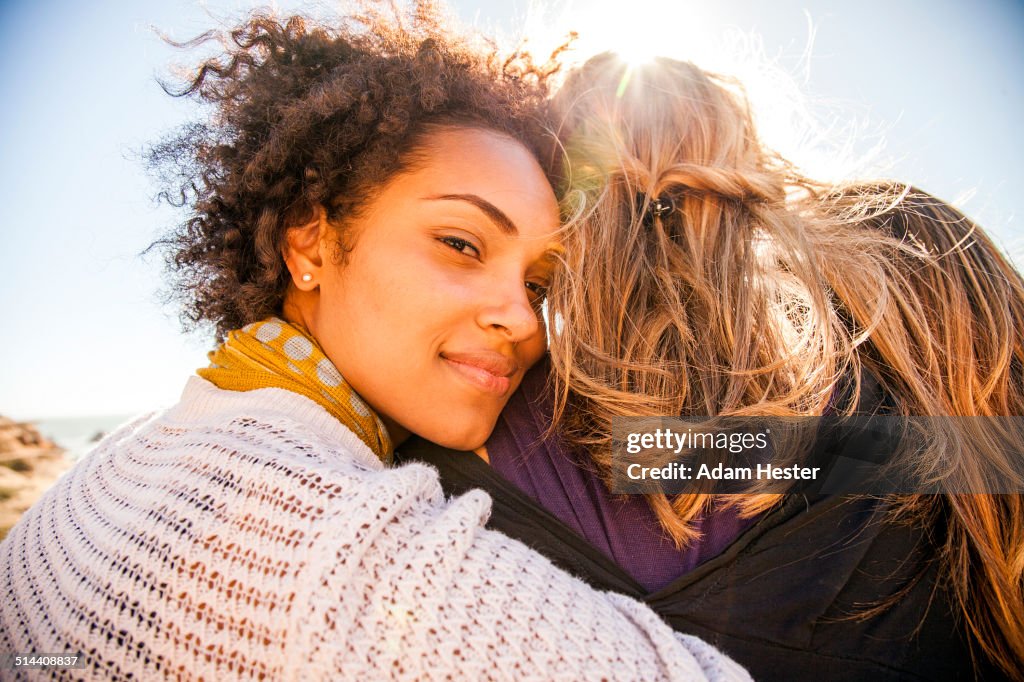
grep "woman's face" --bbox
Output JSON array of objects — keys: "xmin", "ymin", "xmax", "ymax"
[{"xmin": 294, "ymin": 127, "xmax": 560, "ymax": 450}]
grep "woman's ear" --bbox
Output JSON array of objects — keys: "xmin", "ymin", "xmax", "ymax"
[{"xmin": 283, "ymin": 204, "xmax": 329, "ymax": 290}]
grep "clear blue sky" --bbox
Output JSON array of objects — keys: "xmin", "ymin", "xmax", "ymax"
[{"xmin": 1, "ymin": 0, "xmax": 1022, "ymax": 419}]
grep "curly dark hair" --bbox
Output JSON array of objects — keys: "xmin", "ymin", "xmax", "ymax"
[{"xmin": 149, "ymin": 1, "xmax": 564, "ymax": 340}]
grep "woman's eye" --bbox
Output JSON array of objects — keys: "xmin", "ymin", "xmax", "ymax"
[
  {"xmin": 439, "ymin": 236, "xmax": 480, "ymax": 258},
  {"xmin": 525, "ymin": 281, "xmax": 548, "ymax": 303}
]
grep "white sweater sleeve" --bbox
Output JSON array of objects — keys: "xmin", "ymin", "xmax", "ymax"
[
  {"xmin": 294, "ymin": 464, "xmax": 750, "ymax": 682},
  {"xmin": 0, "ymin": 383, "xmax": 748, "ymax": 681}
]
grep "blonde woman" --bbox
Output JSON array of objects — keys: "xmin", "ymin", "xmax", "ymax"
[
  {"xmin": 0, "ymin": 13, "xmax": 750, "ymax": 681},
  {"xmin": 401, "ymin": 55, "xmax": 1024, "ymax": 679}
]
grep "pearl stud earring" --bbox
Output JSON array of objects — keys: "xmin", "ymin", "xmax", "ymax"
[{"xmin": 301, "ymin": 273, "xmax": 313, "ymax": 283}]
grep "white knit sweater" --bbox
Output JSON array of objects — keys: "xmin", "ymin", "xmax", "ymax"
[{"xmin": 0, "ymin": 378, "xmax": 749, "ymax": 681}]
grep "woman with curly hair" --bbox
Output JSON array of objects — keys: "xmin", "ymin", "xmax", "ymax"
[
  {"xmin": 0, "ymin": 10, "xmax": 749, "ymax": 681},
  {"xmin": 401, "ymin": 55, "xmax": 1024, "ymax": 679}
]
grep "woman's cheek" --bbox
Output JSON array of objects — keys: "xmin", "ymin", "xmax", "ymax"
[{"xmin": 519, "ymin": 328, "xmax": 547, "ymax": 368}]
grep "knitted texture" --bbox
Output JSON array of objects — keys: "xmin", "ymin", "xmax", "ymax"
[{"xmin": 0, "ymin": 378, "xmax": 750, "ymax": 681}]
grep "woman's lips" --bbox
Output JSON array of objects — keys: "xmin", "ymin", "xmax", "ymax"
[{"xmin": 440, "ymin": 350, "xmax": 518, "ymax": 395}]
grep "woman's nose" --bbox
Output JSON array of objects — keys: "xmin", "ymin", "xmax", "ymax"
[{"xmin": 476, "ymin": 283, "xmax": 540, "ymax": 344}]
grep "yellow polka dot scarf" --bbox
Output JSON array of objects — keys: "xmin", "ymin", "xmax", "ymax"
[{"xmin": 199, "ymin": 317, "xmax": 393, "ymax": 463}]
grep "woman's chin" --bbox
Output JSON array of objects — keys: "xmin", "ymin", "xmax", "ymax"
[
  {"xmin": 436, "ymin": 434, "xmax": 489, "ymax": 453},
  {"xmin": 420, "ymin": 421, "xmax": 495, "ymax": 453}
]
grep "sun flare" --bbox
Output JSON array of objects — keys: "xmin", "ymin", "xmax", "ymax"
[
  {"xmin": 509, "ymin": 0, "xmax": 861, "ymax": 182},
  {"xmin": 520, "ymin": 0, "xmax": 721, "ymax": 69}
]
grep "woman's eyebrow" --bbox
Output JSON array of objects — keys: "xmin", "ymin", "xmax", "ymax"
[{"xmin": 424, "ymin": 193, "xmax": 519, "ymax": 235}]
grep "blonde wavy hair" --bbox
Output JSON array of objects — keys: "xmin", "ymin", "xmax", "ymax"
[{"xmin": 544, "ymin": 53, "xmax": 1024, "ymax": 677}]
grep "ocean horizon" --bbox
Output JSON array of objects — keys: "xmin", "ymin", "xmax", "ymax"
[{"xmin": 31, "ymin": 414, "xmax": 137, "ymax": 461}]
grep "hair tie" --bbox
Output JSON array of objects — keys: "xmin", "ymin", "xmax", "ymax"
[
  {"xmin": 639, "ymin": 193, "xmax": 675, "ymax": 228},
  {"xmin": 651, "ymin": 196, "xmax": 675, "ymax": 217}
]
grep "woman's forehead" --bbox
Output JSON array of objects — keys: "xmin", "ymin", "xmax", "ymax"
[{"xmin": 383, "ymin": 128, "xmax": 560, "ymax": 232}]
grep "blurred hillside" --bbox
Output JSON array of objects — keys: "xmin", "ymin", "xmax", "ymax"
[{"xmin": 0, "ymin": 416, "xmax": 73, "ymax": 539}]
